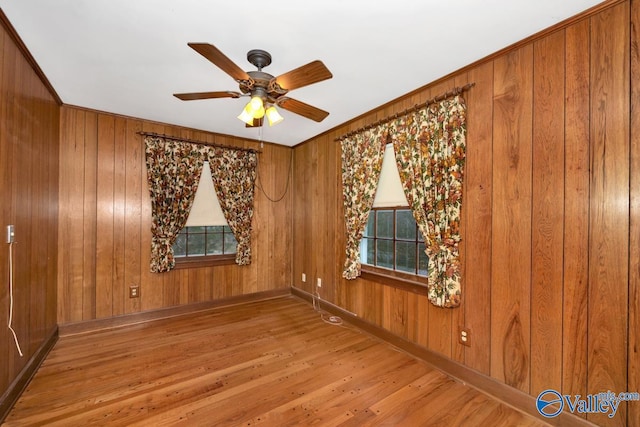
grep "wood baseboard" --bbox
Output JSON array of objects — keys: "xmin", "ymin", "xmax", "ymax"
[
  {"xmin": 0, "ymin": 326, "xmax": 58, "ymax": 423},
  {"xmin": 59, "ymin": 288, "xmax": 291, "ymax": 337},
  {"xmin": 290, "ymin": 286, "xmax": 597, "ymax": 427}
]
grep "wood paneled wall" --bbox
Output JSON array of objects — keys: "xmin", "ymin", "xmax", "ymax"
[
  {"xmin": 293, "ymin": 2, "xmax": 636, "ymax": 426},
  {"xmin": 57, "ymin": 107, "xmax": 293, "ymax": 323},
  {"xmin": 0, "ymin": 15, "xmax": 59, "ymax": 403}
]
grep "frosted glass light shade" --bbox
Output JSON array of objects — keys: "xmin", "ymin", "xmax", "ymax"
[
  {"xmin": 237, "ymin": 104, "xmax": 254, "ymax": 125},
  {"xmin": 266, "ymin": 106, "xmax": 284, "ymax": 126},
  {"xmin": 249, "ymin": 96, "xmax": 263, "ymax": 110}
]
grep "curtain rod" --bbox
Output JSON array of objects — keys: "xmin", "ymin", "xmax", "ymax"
[
  {"xmin": 138, "ymin": 131, "xmax": 261, "ymax": 154},
  {"xmin": 335, "ymin": 82, "xmax": 475, "ymax": 141}
]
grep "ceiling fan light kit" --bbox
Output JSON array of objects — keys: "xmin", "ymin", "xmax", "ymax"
[{"xmin": 174, "ymin": 43, "xmax": 332, "ymax": 128}]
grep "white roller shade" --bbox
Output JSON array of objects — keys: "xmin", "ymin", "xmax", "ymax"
[
  {"xmin": 185, "ymin": 161, "xmax": 228, "ymax": 226},
  {"xmin": 373, "ymin": 143, "xmax": 409, "ymax": 208}
]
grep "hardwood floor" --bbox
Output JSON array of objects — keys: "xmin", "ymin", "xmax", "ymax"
[{"xmin": 3, "ymin": 297, "xmax": 548, "ymax": 426}]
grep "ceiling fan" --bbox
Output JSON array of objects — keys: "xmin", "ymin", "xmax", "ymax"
[{"xmin": 174, "ymin": 43, "xmax": 333, "ymax": 127}]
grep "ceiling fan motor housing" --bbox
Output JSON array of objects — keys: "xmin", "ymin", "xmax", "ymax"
[
  {"xmin": 242, "ymin": 50, "xmax": 289, "ymax": 103},
  {"xmin": 241, "ymin": 70, "xmax": 287, "ymax": 103}
]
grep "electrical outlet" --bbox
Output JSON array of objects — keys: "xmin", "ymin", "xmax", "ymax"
[
  {"xmin": 302, "ymin": 273, "xmax": 306, "ymax": 282},
  {"xmin": 459, "ymin": 327, "xmax": 471, "ymax": 347},
  {"xmin": 129, "ymin": 285, "xmax": 140, "ymax": 298},
  {"xmin": 316, "ymin": 278, "xmax": 322, "ymax": 288}
]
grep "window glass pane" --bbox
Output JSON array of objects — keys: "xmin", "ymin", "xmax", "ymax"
[
  {"xmin": 206, "ymin": 233, "xmax": 223, "ymax": 255},
  {"xmin": 360, "ymin": 238, "xmax": 375, "ymax": 265},
  {"xmin": 396, "ymin": 210, "xmax": 416, "ymax": 240},
  {"xmin": 396, "ymin": 241, "xmax": 416, "ymax": 273},
  {"xmin": 173, "ymin": 233, "xmax": 186, "ymax": 257},
  {"xmin": 361, "ymin": 209, "xmax": 429, "ymax": 279},
  {"xmin": 173, "ymin": 225, "xmax": 238, "ymax": 261},
  {"xmin": 376, "ymin": 239, "xmax": 393, "ymax": 269},
  {"xmin": 418, "ymin": 242, "xmax": 428, "ymax": 276},
  {"xmin": 187, "ymin": 233, "xmax": 206, "ymax": 256},
  {"xmin": 224, "ymin": 232, "xmax": 237, "ymax": 254},
  {"xmin": 363, "ymin": 213, "xmax": 375, "ymax": 237},
  {"xmin": 376, "ymin": 210, "xmax": 393, "ymax": 239}
]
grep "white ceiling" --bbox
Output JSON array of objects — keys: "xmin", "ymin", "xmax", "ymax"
[{"xmin": 0, "ymin": 0, "xmax": 603, "ymax": 146}]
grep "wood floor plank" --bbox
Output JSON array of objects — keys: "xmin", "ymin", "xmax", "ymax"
[
  {"xmin": 236, "ymin": 351, "xmax": 427, "ymax": 426},
  {"xmin": 3, "ymin": 297, "xmax": 548, "ymax": 427}
]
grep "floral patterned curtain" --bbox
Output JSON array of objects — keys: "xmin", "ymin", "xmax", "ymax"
[
  {"xmin": 390, "ymin": 96, "xmax": 467, "ymax": 307},
  {"xmin": 145, "ymin": 136, "xmax": 206, "ymax": 272},
  {"xmin": 207, "ymin": 147, "xmax": 257, "ymax": 265},
  {"xmin": 341, "ymin": 125, "xmax": 388, "ymax": 279}
]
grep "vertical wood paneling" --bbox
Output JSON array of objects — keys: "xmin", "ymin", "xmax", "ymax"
[
  {"xmin": 255, "ymin": 144, "xmax": 269, "ymax": 293},
  {"xmin": 3, "ymin": 39, "xmax": 18, "ymax": 377},
  {"xmin": 58, "ymin": 107, "xmax": 292, "ymax": 323},
  {"xmin": 274, "ymin": 144, "xmax": 293, "ymax": 289},
  {"xmin": 112, "ymin": 117, "xmax": 127, "ymax": 316},
  {"xmin": 383, "ymin": 287, "xmax": 408, "ymax": 338},
  {"xmin": 406, "ymin": 292, "xmax": 421, "ymax": 344},
  {"xmin": 30, "ymin": 85, "xmax": 49, "ymax": 349},
  {"xmin": 309, "ymin": 138, "xmax": 320, "ymax": 298},
  {"xmin": 452, "ymin": 73, "xmax": 468, "ymax": 365},
  {"xmin": 45, "ymin": 83, "xmax": 59, "ymax": 334},
  {"xmin": 530, "ymin": 29, "xmax": 565, "ymax": 396},
  {"xmin": 563, "ymin": 18, "xmax": 590, "ymax": 401},
  {"xmin": 426, "ymin": 81, "xmax": 454, "ymax": 359},
  {"xmin": 187, "ymin": 268, "xmax": 206, "ymax": 303},
  {"xmin": 291, "ymin": 4, "xmax": 635, "ymax": 426},
  {"xmin": 57, "ymin": 107, "xmax": 84, "ymax": 324},
  {"xmin": 292, "ymin": 144, "xmax": 307, "ymax": 293},
  {"xmin": 95, "ymin": 114, "xmax": 115, "ymax": 319},
  {"xmin": 628, "ymin": 1, "xmax": 640, "ymax": 425},
  {"xmin": 462, "ymin": 61, "xmax": 493, "ymax": 375},
  {"xmin": 318, "ymin": 134, "xmax": 336, "ymax": 301},
  {"xmin": 587, "ymin": 4, "xmax": 629, "ymax": 426},
  {"xmin": 491, "ymin": 45, "xmax": 533, "ymax": 392},
  {"xmin": 313, "ymin": 135, "xmax": 327, "ymax": 298},
  {"xmin": 124, "ymin": 119, "xmax": 142, "ymax": 314},
  {"xmin": 82, "ymin": 111, "xmax": 97, "ymax": 320},
  {"xmin": 0, "ymin": 19, "xmax": 9, "ymax": 394},
  {"xmin": 12, "ymin": 43, "xmax": 31, "ymax": 363},
  {"xmin": 139, "ymin": 121, "xmax": 164, "ymax": 312},
  {"xmin": 0, "ymin": 13, "xmax": 59, "ymax": 406}
]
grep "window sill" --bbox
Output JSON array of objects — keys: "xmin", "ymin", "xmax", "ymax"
[
  {"xmin": 360, "ymin": 266, "xmax": 429, "ymax": 296},
  {"xmin": 173, "ymin": 254, "xmax": 236, "ymax": 269}
]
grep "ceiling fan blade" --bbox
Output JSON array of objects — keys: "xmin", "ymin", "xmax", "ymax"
[
  {"xmin": 274, "ymin": 60, "xmax": 332, "ymax": 91},
  {"xmin": 188, "ymin": 43, "xmax": 250, "ymax": 82},
  {"xmin": 278, "ymin": 98, "xmax": 329, "ymax": 122},
  {"xmin": 173, "ymin": 91, "xmax": 241, "ymax": 101}
]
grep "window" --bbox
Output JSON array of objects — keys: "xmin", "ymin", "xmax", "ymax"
[
  {"xmin": 360, "ymin": 208, "xmax": 428, "ymax": 279},
  {"xmin": 171, "ymin": 162, "xmax": 237, "ymax": 268},
  {"xmin": 174, "ymin": 225, "xmax": 237, "ymax": 257},
  {"xmin": 174, "ymin": 226, "xmax": 237, "ymax": 257},
  {"xmin": 359, "ymin": 143, "xmax": 428, "ymax": 288}
]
